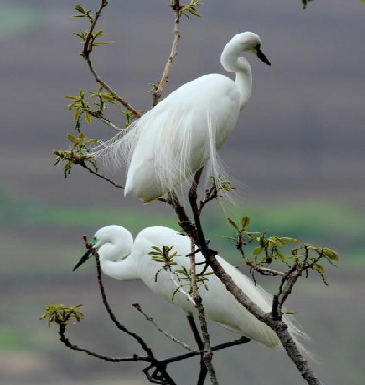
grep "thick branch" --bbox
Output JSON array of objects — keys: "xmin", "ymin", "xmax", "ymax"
[
  {"xmin": 169, "ymin": 173, "xmax": 323, "ymax": 385},
  {"xmin": 152, "ymin": 0, "xmax": 181, "ymax": 106},
  {"xmin": 189, "ymin": 239, "xmax": 219, "ymax": 385}
]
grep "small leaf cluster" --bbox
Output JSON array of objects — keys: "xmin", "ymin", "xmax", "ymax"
[
  {"xmin": 40, "ymin": 304, "xmax": 84, "ymax": 327},
  {"xmin": 172, "ymin": 266, "xmax": 213, "ymax": 300},
  {"xmin": 171, "ymin": 1, "xmax": 203, "ymax": 18},
  {"xmin": 226, "ymin": 216, "xmax": 339, "ymax": 284},
  {"xmin": 75, "ymin": 28, "xmax": 114, "ymax": 48},
  {"xmin": 217, "ymin": 179, "xmax": 236, "ymax": 192},
  {"xmin": 121, "ymin": 109, "xmax": 141, "ymax": 128},
  {"xmin": 149, "ymin": 245, "xmax": 180, "ymax": 282},
  {"xmin": 73, "ymin": 4, "xmax": 93, "ymax": 19},
  {"xmin": 65, "ymin": 87, "xmax": 116, "ymax": 124},
  {"xmin": 54, "ymin": 132, "xmax": 98, "ymax": 177}
]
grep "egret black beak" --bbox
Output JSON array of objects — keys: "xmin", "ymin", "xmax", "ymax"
[
  {"xmin": 256, "ymin": 47, "xmax": 271, "ymax": 66},
  {"xmin": 73, "ymin": 250, "xmax": 92, "ymax": 271}
]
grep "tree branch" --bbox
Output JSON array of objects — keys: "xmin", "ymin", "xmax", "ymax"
[
  {"xmin": 132, "ymin": 303, "xmax": 196, "ymax": 352},
  {"xmin": 79, "ymin": 160, "xmax": 124, "ymax": 189},
  {"xmin": 58, "ymin": 323, "xmax": 150, "ymax": 363},
  {"xmin": 152, "ymin": 0, "xmax": 181, "ymax": 106},
  {"xmin": 80, "ymin": 0, "xmax": 141, "ymax": 117},
  {"xmin": 168, "ymin": 173, "xmax": 323, "ymax": 385},
  {"xmin": 85, "ymin": 242, "xmax": 155, "ymax": 357}
]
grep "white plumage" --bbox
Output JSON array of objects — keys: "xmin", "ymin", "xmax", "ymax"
[
  {"xmin": 96, "ymin": 32, "xmax": 270, "ymax": 202},
  {"xmin": 74, "ymin": 225, "xmax": 307, "ymax": 352}
]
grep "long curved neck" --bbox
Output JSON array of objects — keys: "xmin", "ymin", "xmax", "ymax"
[
  {"xmin": 99, "ymin": 243, "xmax": 139, "ymax": 280},
  {"xmin": 235, "ymin": 61, "xmax": 252, "ymax": 111},
  {"xmin": 220, "ymin": 45, "xmax": 252, "ymax": 111}
]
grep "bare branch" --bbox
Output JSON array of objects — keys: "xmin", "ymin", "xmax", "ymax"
[
  {"xmin": 89, "ymin": 111, "xmax": 123, "ymax": 131},
  {"xmin": 58, "ymin": 323, "xmax": 150, "ymax": 363},
  {"xmin": 79, "ymin": 160, "xmax": 124, "ymax": 189},
  {"xmin": 133, "ymin": 303, "xmax": 197, "ymax": 352},
  {"xmin": 246, "ymin": 260, "xmax": 285, "ymax": 277},
  {"xmin": 161, "ymin": 336, "xmax": 250, "ymax": 365},
  {"xmin": 84, "ymin": 243, "xmax": 155, "ymax": 357},
  {"xmin": 152, "ymin": 0, "xmax": 181, "ymax": 106},
  {"xmin": 80, "ymin": 0, "xmax": 141, "ymax": 117}
]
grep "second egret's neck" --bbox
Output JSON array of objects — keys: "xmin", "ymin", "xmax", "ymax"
[
  {"xmin": 220, "ymin": 44, "xmax": 252, "ymax": 110},
  {"xmin": 99, "ymin": 243, "xmax": 139, "ymax": 280}
]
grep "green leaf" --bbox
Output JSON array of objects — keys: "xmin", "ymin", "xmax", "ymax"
[
  {"xmin": 252, "ymin": 246, "xmax": 262, "ymax": 256},
  {"xmin": 74, "ymin": 4, "xmax": 86, "ymax": 13},
  {"xmin": 93, "ymin": 41, "xmax": 115, "ymax": 46},
  {"xmin": 84, "ymin": 112, "xmax": 92, "ymax": 124},
  {"xmin": 323, "ymin": 248, "xmax": 339, "ymax": 261},
  {"xmin": 241, "ymin": 216, "xmax": 251, "ymax": 230},
  {"xmin": 73, "ymin": 109, "xmax": 81, "ymax": 121},
  {"xmin": 280, "ymin": 237, "xmax": 299, "ymax": 243},
  {"xmin": 313, "ymin": 263, "xmax": 324, "ymax": 273},
  {"xmin": 67, "ymin": 133, "xmax": 78, "ymax": 143},
  {"xmin": 276, "ymin": 248, "xmax": 286, "ymax": 262},
  {"xmin": 227, "ymin": 218, "xmax": 239, "ymax": 231}
]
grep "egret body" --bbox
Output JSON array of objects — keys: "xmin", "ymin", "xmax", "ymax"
[
  {"xmin": 74, "ymin": 225, "xmax": 307, "ymax": 351},
  {"xmin": 99, "ymin": 32, "xmax": 270, "ymax": 202}
]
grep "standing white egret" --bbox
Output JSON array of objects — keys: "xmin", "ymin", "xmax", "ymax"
[
  {"xmin": 98, "ymin": 32, "xmax": 271, "ymax": 202},
  {"xmin": 74, "ymin": 225, "xmax": 308, "ymax": 352}
]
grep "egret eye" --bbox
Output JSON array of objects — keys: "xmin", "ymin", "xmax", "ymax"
[{"xmin": 92, "ymin": 236, "xmax": 98, "ymax": 245}]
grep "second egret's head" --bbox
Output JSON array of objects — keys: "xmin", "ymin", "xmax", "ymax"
[{"xmin": 73, "ymin": 226, "xmax": 133, "ymax": 271}]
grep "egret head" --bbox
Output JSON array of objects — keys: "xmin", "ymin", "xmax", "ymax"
[
  {"xmin": 73, "ymin": 226, "xmax": 133, "ymax": 271},
  {"xmin": 230, "ymin": 32, "xmax": 271, "ymax": 66}
]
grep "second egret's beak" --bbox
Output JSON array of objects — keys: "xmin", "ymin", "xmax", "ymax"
[
  {"xmin": 73, "ymin": 249, "xmax": 92, "ymax": 272},
  {"xmin": 256, "ymin": 47, "xmax": 271, "ymax": 66}
]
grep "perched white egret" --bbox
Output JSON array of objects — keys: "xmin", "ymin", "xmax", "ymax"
[
  {"xmin": 74, "ymin": 225, "xmax": 308, "ymax": 352},
  {"xmin": 97, "ymin": 32, "xmax": 271, "ymax": 202}
]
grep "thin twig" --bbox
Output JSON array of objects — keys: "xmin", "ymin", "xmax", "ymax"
[
  {"xmin": 198, "ymin": 183, "xmax": 219, "ymax": 215},
  {"xmin": 89, "ymin": 112, "xmax": 123, "ymax": 131},
  {"xmin": 168, "ymin": 270, "xmax": 196, "ymax": 304},
  {"xmin": 162, "ymin": 336, "xmax": 250, "ymax": 365},
  {"xmin": 79, "ymin": 161, "xmax": 124, "ymax": 189},
  {"xmin": 59, "ymin": 324, "xmax": 150, "ymax": 363},
  {"xmin": 133, "ymin": 303, "xmax": 197, "ymax": 352},
  {"xmin": 152, "ymin": 0, "xmax": 181, "ymax": 106},
  {"xmin": 246, "ymin": 260, "xmax": 285, "ymax": 277},
  {"xmin": 80, "ymin": 0, "xmax": 141, "ymax": 117},
  {"xmin": 83, "ymin": 55, "xmax": 141, "ymax": 117},
  {"xmin": 92, "ymin": 251, "xmax": 154, "ymax": 357}
]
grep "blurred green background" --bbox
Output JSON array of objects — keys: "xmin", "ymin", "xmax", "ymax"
[{"xmin": 1, "ymin": 1, "xmax": 364, "ymax": 385}]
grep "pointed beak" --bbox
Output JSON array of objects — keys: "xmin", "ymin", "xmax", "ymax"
[
  {"xmin": 256, "ymin": 47, "xmax": 271, "ymax": 66},
  {"xmin": 73, "ymin": 249, "xmax": 92, "ymax": 272}
]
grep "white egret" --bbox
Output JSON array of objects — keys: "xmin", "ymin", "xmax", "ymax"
[
  {"xmin": 98, "ymin": 32, "xmax": 271, "ymax": 202},
  {"xmin": 74, "ymin": 225, "xmax": 308, "ymax": 352}
]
